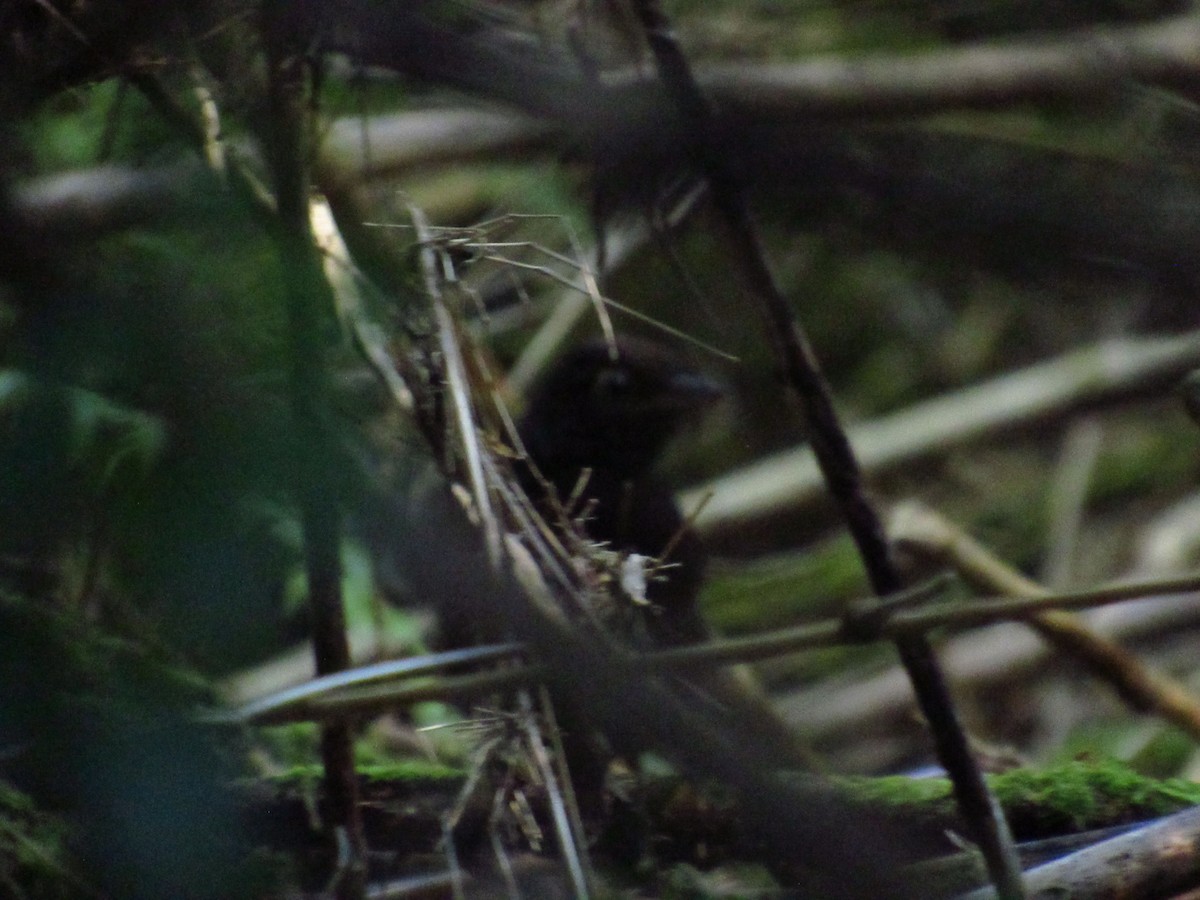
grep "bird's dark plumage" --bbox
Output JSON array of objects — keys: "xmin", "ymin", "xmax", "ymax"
[
  {"xmin": 517, "ymin": 336, "xmax": 722, "ymax": 646},
  {"xmin": 519, "ymin": 336, "xmax": 722, "ymax": 478}
]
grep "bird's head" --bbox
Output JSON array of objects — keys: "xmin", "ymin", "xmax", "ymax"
[{"xmin": 519, "ymin": 336, "xmax": 724, "ymax": 478}]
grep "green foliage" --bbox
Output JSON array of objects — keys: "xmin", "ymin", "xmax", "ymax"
[
  {"xmin": 1088, "ymin": 411, "xmax": 1200, "ymax": 507},
  {"xmin": 0, "ymin": 173, "xmax": 339, "ymax": 669},
  {"xmin": 0, "ymin": 589, "xmax": 266, "ymax": 899},
  {"xmin": 20, "ymin": 79, "xmax": 190, "ymax": 172},
  {"xmin": 0, "ymin": 372, "xmax": 166, "ymax": 560},
  {"xmin": 317, "ymin": 71, "xmax": 412, "ymax": 119},
  {"xmin": 0, "ymin": 780, "xmax": 73, "ymax": 900}
]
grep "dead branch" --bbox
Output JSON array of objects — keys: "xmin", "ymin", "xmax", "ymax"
[
  {"xmin": 891, "ymin": 502, "xmax": 1200, "ymax": 740},
  {"xmin": 629, "ymin": 0, "xmax": 1022, "ymax": 890},
  {"xmin": 260, "ymin": 7, "xmax": 366, "ymax": 894},
  {"xmin": 685, "ymin": 332, "xmax": 1200, "ymax": 544},
  {"xmin": 959, "ymin": 804, "xmax": 1200, "ymax": 900},
  {"xmin": 700, "ymin": 14, "xmax": 1200, "ymax": 119}
]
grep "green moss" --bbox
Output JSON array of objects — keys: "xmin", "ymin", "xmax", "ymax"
[
  {"xmin": 254, "ymin": 722, "xmax": 466, "ymax": 783},
  {"xmin": 843, "ymin": 757, "xmax": 1200, "ymax": 840},
  {"xmin": 266, "ymin": 760, "xmax": 465, "ymax": 787},
  {"xmin": 358, "ymin": 760, "xmax": 465, "ymax": 782},
  {"xmin": 995, "ymin": 757, "xmax": 1200, "ymax": 837},
  {"xmin": 840, "ymin": 773, "xmax": 958, "ymax": 828}
]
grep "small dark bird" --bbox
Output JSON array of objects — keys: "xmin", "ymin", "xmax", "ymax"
[
  {"xmin": 516, "ymin": 335, "xmax": 723, "ymax": 646},
  {"xmin": 517, "ymin": 335, "xmax": 817, "ymax": 818},
  {"xmin": 362, "ymin": 336, "xmax": 906, "ymax": 886}
]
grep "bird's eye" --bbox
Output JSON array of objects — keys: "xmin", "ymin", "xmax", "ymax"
[{"xmin": 594, "ymin": 366, "xmax": 635, "ymax": 395}]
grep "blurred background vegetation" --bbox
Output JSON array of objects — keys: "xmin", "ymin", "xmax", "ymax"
[{"xmin": 6, "ymin": 0, "xmax": 1200, "ymax": 896}]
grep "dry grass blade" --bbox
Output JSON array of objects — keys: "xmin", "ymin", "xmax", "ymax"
[
  {"xmin": 310, "ymin": 196, "xmax": 415, "ymax": 412},
  {"xmin": 409, "ymin": 204, "xmax": 503, "ymax": 567},
  {"xmin": 516, "ymin": 689, "xmax": 593, "ymax": 899}
]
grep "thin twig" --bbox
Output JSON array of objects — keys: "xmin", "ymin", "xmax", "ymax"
[
  {"xmin": 535, "ymin": 683, "xmax": 593, "ymax": 887},
  {"xmin": 516, "ymin": 690, "xmax": 592, "ymax": 899},
  {"xmin": 224, "ymin": 643, "xmax": 524, "ymax": 724},
  {"xmin": 627, "ymin": 1, "xmax": 1023, "ymax": 895},
  {"xmin": 471, "ymin": 254, "xmax": 736, "ymax": 359},
  {"xmin": 189, "ymin": 62, "xmax": 227, "ymax": 180},
  {"xmin": 487, "ymin": 771, "xmax": 521, "ymax": 899},
  {"xmin": 892, "ymin": 503, "xmax": 1200, "ymax": 740},
  {"xmin": 129, "ymin": 71, "xmax": 276, "ymax": 218},
  {"xmin": 235, "ymin": 567, "xmax": 1200, "ymax": 726},
  {"xmin": 410, "ymin": 205, "xmax": 503, "ymax": 567},
  {"xmin": 260, "ymin": 6, "xmax": 366, "ymax": 896}
]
